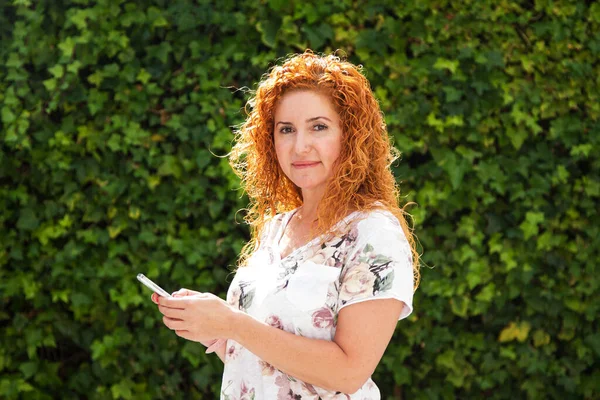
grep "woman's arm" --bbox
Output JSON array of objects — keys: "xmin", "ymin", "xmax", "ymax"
[
  {"xmin": 230, "ymin": 299, "xmax": 404, "ymax": 394},
  {"xmin": 157, "ymin": 293, "xmax": 404, "ymax": 393}
]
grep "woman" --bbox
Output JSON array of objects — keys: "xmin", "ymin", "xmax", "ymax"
[{"xmin": 152, "ymin": 50, "xmax": 420, "ymax": 399}]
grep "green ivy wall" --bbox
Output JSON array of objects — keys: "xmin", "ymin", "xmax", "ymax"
[{"xmin": 1, "ymin": 1, "xmax": 598, "ymax": 399}]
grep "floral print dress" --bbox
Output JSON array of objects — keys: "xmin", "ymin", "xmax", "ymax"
[{"xmin": 221, "ymin": 208, "xmax": 414, "ymax": 400}]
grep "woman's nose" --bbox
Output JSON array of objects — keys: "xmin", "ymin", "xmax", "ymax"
[{"xmin": 294, "ymin": 131, "xmax": 311, "ymax": 154}]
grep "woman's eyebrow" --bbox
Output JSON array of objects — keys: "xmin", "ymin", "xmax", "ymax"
[
  {"xmin": 275, "ymin": 116, "xmax": 332, "ymax": 126},
  {"xmin": 306, "ymin": 116, "xmax": 332, "ymax": 123}
]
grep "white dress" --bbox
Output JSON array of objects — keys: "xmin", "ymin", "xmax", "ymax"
[{"xmin": 220, "ymin": 208, "xmax": 414, "ymax": 400}]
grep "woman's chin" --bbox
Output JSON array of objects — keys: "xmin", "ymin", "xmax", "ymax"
[{"xmin": 294, "ymin": 182, "xmax": 329, "ymax": 197}]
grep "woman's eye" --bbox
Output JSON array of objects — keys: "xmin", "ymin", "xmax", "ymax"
[
  {"xmin": 314, "ymin": 124, "xmax": 328, "ymax": 131},
  {"xmin": 279, "ymin": 126, "xmax": 293, "ymax": 134}
]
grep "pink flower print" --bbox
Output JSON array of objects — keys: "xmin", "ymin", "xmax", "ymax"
[
  {"xmin": 275, "ymin": 374, "xmax": 320, "ymax": 399},
  {"xmin": 275, "ymin": 375, "xmax": 293, "ymax": 399},
  {"xmin": 265, "ymin": 314, "xmax": 284, "ymax": 330},
  {"xmin": 311, "ymin": 307, "xmax": 335, "ymax": 329},
  {"xmin": 239, "ymin": 380, "xmax": 256, "ymax": 400},
  {"xmin": 346, "ymin": 226, "xmax": 358, "ymax": 243},
  {"xmin": 312, "ymin": 243, "xmax": 337, "ymax": 265},
  {"xmin": 226, "ymin": 343, "xmax": 240, "ymax": 361},
  {"xmin": 228, "ymin": 287, "xmax": 241, "ymax": 308},
  {"xmin": 259, "ymin": 359, "xmax": 275, "ymax": 376},
  {"xmin": 341, "ymin": 265, "xmax": 375, "ymax": 299},
  {"xmin": 311, "ymin": 252, "xmax": 326, "ymax": 264},
  {"xmin": 325, "ymin": 256, "xmax": 343, "ymax": 269},
  {"xmin": 289, "ymin": 378, "xmax": 319, "ymax": 399}
]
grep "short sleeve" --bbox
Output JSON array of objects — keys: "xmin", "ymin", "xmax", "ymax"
[{"xmin": 337, "ymin": 211, "xmax": 414, "ymax": 320}]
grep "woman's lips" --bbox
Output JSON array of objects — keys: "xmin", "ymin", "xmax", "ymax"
[{"xmin": 292, "ymin": 161, "xmax": 320, "ymax": 169}]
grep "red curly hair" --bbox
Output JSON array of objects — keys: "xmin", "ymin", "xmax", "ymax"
[{"xmin": 229, "ymin": 50, "xmax": 420, "ymax": 288}]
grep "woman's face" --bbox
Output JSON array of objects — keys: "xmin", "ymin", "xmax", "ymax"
[{"xmin": 273, "ymin": 90, "xmax": 343, "ymax": 200}]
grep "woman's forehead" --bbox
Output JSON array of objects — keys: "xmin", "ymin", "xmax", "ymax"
[{"xmin": 274, "ymin": 90, "xmax": 339, "ymax": 119}]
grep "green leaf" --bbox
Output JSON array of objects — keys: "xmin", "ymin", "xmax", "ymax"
[
  {"xmin": 69, "ymin": 9, "xmax": 89, "ymax": 30},
  {"xmin": 6, "ymin": 52, "xmax": 23, "ymax": 68},
  {"xmin": 158, "ymin": 155, "xmax": 182, "ymax": 178},
  {"xmin": 88, "ymin": 71, "xmax": 103, "ymax": 87},
  {"xmin": 1, "ymin": 107, "xmax": 16, "ymax": 124},
  {"xmin": 19, "ymin": 361, "xmax": 38, "ymax": 379},
  {"xmin": 17, "ymin": 208, "xmax": 39, "ymax": 231},
  {"xmin": 442, "ymin": 86, "xmax": 463, "ymax": 102},
  {"xmin": 147, "ymin": 42, "xmax": 172, "ymax": 64},
  {"xmin": 43, "ymin": 78, "xmax": 57, "ymax": 91},
  {"xmin": 450, "ymin": 296, "xmax": 470, "ymax": 318},
  {"xmin": 506, "ymin": 126, "xmax": 528, "ymax": 150},
  {"xmin": 570, "ymin": 144, "xmax": 593, "ymax": 158},
  {"xmin": 533, "ymin": 329, "xmax": 551, "ymax": 347},
  {"xmin": 136, "ymin": 68, "xmax": 151, "ymax": 84},
  {"xmin": 49, "ymin": 64, "xmax": 64, "ymax": 79},
  {"xmin": 585, "ymin": 333, "xmax": 600, "ymax": 357},
  {"xmin": 430, "ymin": 148, "xmax": 470, "ymax": 189},
  {"xmin": 475, "ymin": 283, "xmax": 495, "ymax": 302},
  {"xmin": 519, "ymin": 211, "xmax": 545, "ymax": 240},
  {"xmin": 377, "ymin": 270, "xmax": 394, "ymax": 292},
  {"xmin": 268, "ymin": 0, "xmax": 287, "ymax": 11},
  {"xmin": 108, "ymin": 225, "xmax": 125, "ymax": 239},
  {"xmin": 58, "ymin": 36, "xmax": 76, "ymax": 57},
  {"xmin": 147, "ymin": 6, "xmax": 169, "ymax": 28},
  {"xmin": 499, "ymin": 321, "xmax": 531, "ymax": 343},
  {"xmin": 302, "ymin": 24, "xmax": 333, "ymax": 49},
  {"xmin": 71, "ymin": 292, "xmax": 92, "ymax": 309},
  {"xmin": 67, "ymin": 60, "xmax": 83, "ymax": 74},
  {"xmin": 436, "ymin": 349, "xmax": 457, "ymax": 370},
  {"xmin": 181, "ymin": 341, "xmax": 204, "ymax": 368},
  {"xmin": 111, "ymin": 379, "xmax": 134, "ymax": 399},
  {"xmin": 88, "ymin": 89, "xmax": 108, "ymax": 116},
  {"xmin": 256, "ymin": 19, "xmax": 281, "ymax": 48},
  {"xmin": 433, "ymin": 58, "xmax": 460, "ymax": 74}
]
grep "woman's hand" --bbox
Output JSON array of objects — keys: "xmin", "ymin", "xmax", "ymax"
[
  {"xmin": 152, "ymin": 289, "xmax": 238, "ymax": 344},
  {"xmin": 151, "ymin": 290, "xmax": 220, "ymax": 348}
]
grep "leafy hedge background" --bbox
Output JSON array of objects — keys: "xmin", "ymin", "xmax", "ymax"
[{"xmin": 1, "ymin": 0, "xmax": 598, "ymax": 399}]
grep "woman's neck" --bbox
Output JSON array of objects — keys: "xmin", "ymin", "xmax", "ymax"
[{"xmin": 298, "ymin": 189, "xmax": 323, "ymax": 222}]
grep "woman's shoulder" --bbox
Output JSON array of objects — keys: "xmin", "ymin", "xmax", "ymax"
[
  {"xmin": 343, "ymin": 207, "xmax": 409, "ymax": 251},
  {"xmin": 268, "ymin": 208, "xmax": 297, "ymax": 227},
  {"xmin": 345, "ymin": 207, "xmax": 412, "ymax": 264},
  {"xmin": 353, "ymin": 207, "xmax": 403, "ymax": 234},
  {"xmin": 260, "ymin": 208, "xmax": 298, "ymax": 241}
]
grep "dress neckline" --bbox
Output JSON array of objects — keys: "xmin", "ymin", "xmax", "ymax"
[{"xmin": 275, "ymin": 208, "xmax": 362, "ymax": 262}]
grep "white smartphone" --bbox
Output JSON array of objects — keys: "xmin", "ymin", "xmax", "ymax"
[{"xmin": 137, "ymin": 273, "xmax": 172, "ymax": 297}]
